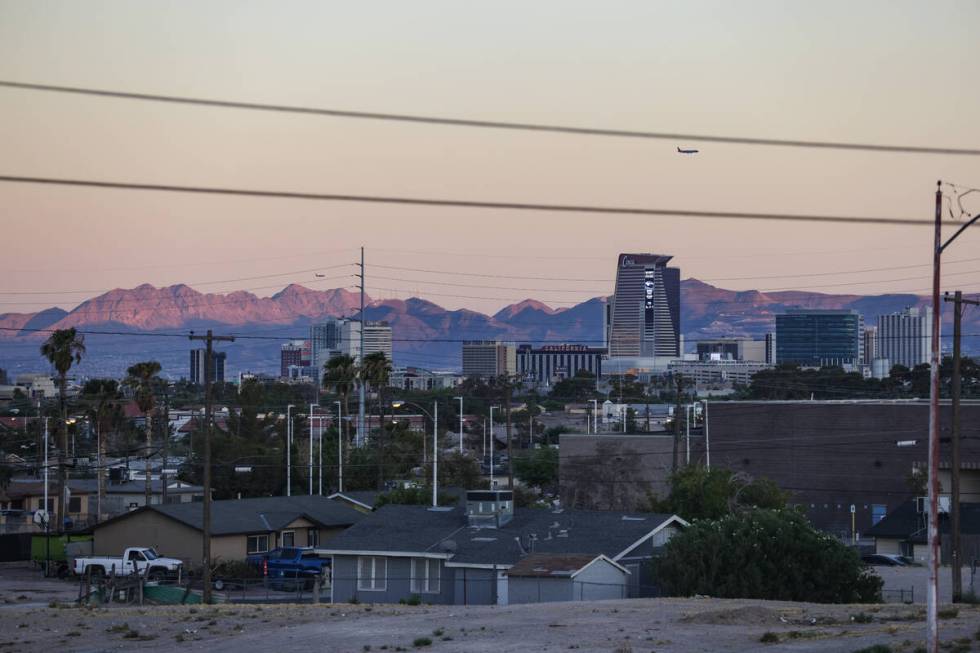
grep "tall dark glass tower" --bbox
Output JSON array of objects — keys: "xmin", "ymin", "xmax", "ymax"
[{"xmin": 608, "ymin": 253, "xmax": 680, "ymax": 358}]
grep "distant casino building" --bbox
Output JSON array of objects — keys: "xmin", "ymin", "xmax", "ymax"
[
  {"xmin": 462, "ymin": 341, "xmax": 516, "ymax": 378},
  {"xmin": 280, "ymin": 339, "xmax": 311, "ymax": 378},
  {"xmin": 516, "ymin": 344, "xmax": 606, "ymax": 384},
  {"xmin": 878, "ymin": 307, "xmax": 931, "ymax": 369},
  {"xmin": 606, "ymin": 253, "xmax": 680, "ymax": 358}
]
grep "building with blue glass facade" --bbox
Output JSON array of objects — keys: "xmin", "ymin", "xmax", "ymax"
[{"xmin": 775, "ymin": 309, "xmax": 864, "ymax": 368}]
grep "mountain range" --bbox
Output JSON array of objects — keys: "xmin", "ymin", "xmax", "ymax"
[{"xmin": 0, "ymin": 281, "xmax": 971, "ymax": 378}]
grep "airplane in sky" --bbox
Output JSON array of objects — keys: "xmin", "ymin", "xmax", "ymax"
[
  {"xmin": 315, "ymin": 273, "xmax": 325, "ymax": 278},
  {"xmin": 677, "ymin": 147, "xmax": 699, "ymax": 154}
]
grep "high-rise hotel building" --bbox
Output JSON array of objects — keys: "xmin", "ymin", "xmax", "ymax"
[{"xmin": 606, "ymin": 253, "xmax": 681, "ymax": 358}]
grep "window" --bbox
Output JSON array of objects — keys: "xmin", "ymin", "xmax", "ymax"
[
  {"xmin": 410, "ymin": 557, "xmax": 440, "ymax": 594},
  {"xmin": 308, "ymin": 528, "xmax": 319, "ymax": 548},
  {"xmin": 872, "ymin": 504, "xmax": 887, "ymax": 525},
  {"xmin": 281, "ymin": 530, "xmax": 295, "ymax": 547},
  {"xmin": 247, "ymin": 535, "xmax": 270, "ymax": 555},
  {"xmin": 68, "ymin": 497, "xmax": 82, "ymax": 513},
  {"xmin": 357, "ymin": 556, "xmax": 387, "ymax": 591}
]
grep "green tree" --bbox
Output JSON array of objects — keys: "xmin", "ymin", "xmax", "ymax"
[
  {"xmin": 324, "ymin": 355, "xmax": 357, "ymax": 441},
  {"xmin": 656, "ymin": 509, "xmax": 882, "ymax": 603},
  {"xmin": 124, "ymin": 361, "xmax": 162, "ymax": 507},
  {"xmin": 439, "ymin": 451, "xmax": 486, "ymax": 490},
  {"xmin": 649, "ymin": 465, "xmax": 788, "ymax": 521},
  {"xmin": 513, "ymin": 447, "xmax": 559, "ymax": 492},
  {"xmin": 362, "ymin": 351, "xmax": 392, "ymax": 489},
  {"xmin": 82, "ymin": 379, "xmax": 121, "ymax": 520},
  {"xmin": 40, "ymin": 327, "xmax": 86, "ymax": 529},
  {"xmin": 550, "ymin": 369, "xmax": 597, "ymax": 402}
]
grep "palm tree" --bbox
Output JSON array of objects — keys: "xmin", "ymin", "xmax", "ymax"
[
  {"xmin": 361, "ymin": 352, "xmax": 392, "ymax": 489},
  {"xmin": 323, "ymin": 355, "xmax": 357, "ymax": 442},
  {"xmin": 124, "ymin": 361, "xmax": 161, "ymax": 507},
  {"xmin": 40, "ymin": 328, "xmax": 86, "ymax": 531},
  {"xmin": 83, "ymin": 379, "xmax": 120, "ymax": 522}
]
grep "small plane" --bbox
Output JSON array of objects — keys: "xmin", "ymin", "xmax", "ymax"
[
  {"xmin": 677, "ymin": 147, "xmax": 699, "ymax": 154},
  {"xmin": 315, "ymin": 273, "xmax": 325, "ymax": 278}
]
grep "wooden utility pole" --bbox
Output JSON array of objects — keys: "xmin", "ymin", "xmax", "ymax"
[
  {"xmin": 160, "ymin": 386, "xmax": 169, "ymax": 505},
  {"xmin": 943, "ymin": 290, "xmax": 978, "ymax": 602},
  {"xmin": 505, "ymin": 378, "xmax": 514, "ymax": 490},
  {"xmin": 188, "ymin": 330, "xmax": 234, "ymax": 604},
  {"xmin": 672, "ymin": 374, "xmax": 684, "ymax": 472}
]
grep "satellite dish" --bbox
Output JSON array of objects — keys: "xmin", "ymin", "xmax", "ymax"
[
  {"xmin": 440, "ymin": 539, "xmax": 457, "ymax": 554},
  {"xmin": 33, "ymin": 510, "xmax": 49, "ymax": 527}
]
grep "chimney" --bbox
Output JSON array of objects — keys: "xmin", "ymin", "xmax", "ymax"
[{"xmin": 466, "ymin": 490, "xmax": 514, "ymax": 528}]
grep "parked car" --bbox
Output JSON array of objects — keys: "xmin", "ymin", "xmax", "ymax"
[
  {"xmin": 265, "ymin": 547, "xmax": 328, "ymax": 590},
  {"xmin": 73, "ymin": 547, "xmax": 183, "ymax": 580},
  {"xmin": 861, "ymin": 554, "xmax": 907, "ymax": 567}
]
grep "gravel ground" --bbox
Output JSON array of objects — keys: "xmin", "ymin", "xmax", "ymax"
[{"xmin": 1, "ymin": 563, "xmax": 978, "ymax": 653}]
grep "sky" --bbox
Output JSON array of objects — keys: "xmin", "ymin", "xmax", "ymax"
[{"xmin": 1, "ymin": 0, "xmax": 980, "ymax": 316}]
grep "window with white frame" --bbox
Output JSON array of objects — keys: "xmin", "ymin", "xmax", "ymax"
[
  {"xmin": 308, "ymin": 528, "xmax": 319, "ymax": 547},
  {"xmin": 281, "ymin": 530, "xmax": 295, "ymax": 547},
  {"xmin": 357, "ymin": 556, "xmax": 387, "ymax": 591},
  {"xmin": 247, "ymin": 534, "xmax": 269, "ymax": 554},
  {"xmin": 410, "ymin": 557, "xmax": 440, "ymax": 594}
]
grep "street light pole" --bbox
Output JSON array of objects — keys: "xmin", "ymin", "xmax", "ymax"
[
  {"xmin": 591, "ymin": 399, "xmax": 598, "ymax": 435},
  {"xmin": 309, "ymin": 403, "xmax": 315, "ymax": 496},
  {"xmin": 335, "ymin": 401, "xmax": 343, "ymax": 493},
  {"xmin": 286, "ymin": 405, "xmax": 294, "ymax": 496},
  {"xmin": 455, "ymin": 396, "xmax": 464, "ymax": 454},
  {"xmin": 432, "ymin": 401, "xmax": 438, "ymax": 507}
]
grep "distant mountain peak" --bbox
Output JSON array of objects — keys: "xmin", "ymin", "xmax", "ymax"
[{"xmin": 493, "ymin": 299, "xmax": 557, "ymax": 320}]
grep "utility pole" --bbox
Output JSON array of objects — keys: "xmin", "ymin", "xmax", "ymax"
[
  {"xmin": 504, "ymin": 378, "xmax": 514, "ymax": 490},
  {"xmin": 925, "ymin": 182, "xmax": 980, "ymax": 651},
  {"xmin": 286, "ymin": 405, "xmax": 294, "ymax": 496},
  {"xmin": 188, "ymin": 329, "xmax": 234, "ymax": 605},
  {"xmin": 161, "ymin": 386, "xmax": 169, "ymax": 504},
  {"xmin": 357, "ymin": 246, "xmax": 366, "ymax": 447},
  {"xmin": 944, "ymin": 291, "xmax": 978, "ymax": 602},
  {"xmin": 455, "ymin": 396, "xmax": 464, "ymax": 454},
  {"xmin": 672, "ymin": 375, "xmax": 684, "ymax": 472}
]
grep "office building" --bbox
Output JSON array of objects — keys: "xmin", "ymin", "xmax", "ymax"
[
  {"xmin": 667, "ymin": 359, "xmax": 772, "ymax": 387},
  {"xmin": 878, "ymin": 307, "xmax": 931, "ymax": 369},
  {"xmin": 189, "ymin": 349, "xmax": 226, "ymax": 385},
  {"xmin": 862, "ymin": 326, "xmax": 879, "ymax": 365},
  {"xmin": 516, "ymin": 344, "xmax": 606, "ymax": 384},
  {"xmin": 310, "ymin": 319, "xmax": 360, "ymax": 371},
  {"xmin": 389, "ymin": 367, "xmax": 464, "ymax": 391},
  {"xmin": 280, "ymin": 339, "xmax": 310, "ymax": 378},
  {"xmin": 765, "ymin": 332, "xmax": 777, "ymax": 365},
  {"xmin": 607, "ymin": 253, "xmax": 680, "ymax": 359},
  {"xmin": 775, "ymin": 309, "xmax": 863, "ymax": 368},
  {"xmin": 695, "ymin": 338, "xmax": 767, "ymax": 362},
  {"xmin": 462, "ymin": 341, "xmax": 516, "ymax": 378}
]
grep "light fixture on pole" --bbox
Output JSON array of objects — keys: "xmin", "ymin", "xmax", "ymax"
[
  {"xmin": 286, "ymin": 404, "xmax": 294, "ymax": 497},
  {"xmin": 591, "ymin": 399, "xmax": 598, "ymax": 434},
  {"xmin": 454, "ymin": 396, "xmax": 464, "ymax": 454},
  {"xmin": 308, "ymin": 403, "xmax": 316, "ymax": 496},
  {"xmin": 335, "ymin": 401, "xmax": 343, "ymax": 493},
  {"xmin": 392, "ymin": 400, "xmax": 440, "ymax": 506}
]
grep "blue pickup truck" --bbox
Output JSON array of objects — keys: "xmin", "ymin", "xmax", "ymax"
[{"xmin": 256, "ymin": 547, "xmax": 329, "ymax": 590}]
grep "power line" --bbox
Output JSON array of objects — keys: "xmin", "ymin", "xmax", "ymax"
[
  {"xmin": 2, "ymin": 80, "xmax": 978, "ymax": 156},
  {"xmin": 0, "ymin": 175, "xmax": 932, "ymax": 227}
]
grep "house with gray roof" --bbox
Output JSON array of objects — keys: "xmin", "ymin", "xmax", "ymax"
[
  {"xmin": 92, "ymin": 495, "xmax": 365, "ymax": 564},
  {"xmin": 318, "ymin": 490, "xmax": 686, "ymax": 605}
]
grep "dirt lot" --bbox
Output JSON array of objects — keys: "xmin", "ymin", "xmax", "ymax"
[{"xmin": 1, "ymin": 564, "xmax": 978, "ymax": 653}]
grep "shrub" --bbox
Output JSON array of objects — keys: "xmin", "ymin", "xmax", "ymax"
[
  {"xmin": 412, "ymin": 637, "xmax": 432, "ymax": 647},
  {"xmin": 655, "ymin": 509, "xmax": 882, "ymax": 603},
  {"xmin": 851, "ymin": 646, "xmax": 892, "ymax": 653},
  {"xmin": 937, "ymin": 608, "xmax": 959, "ymax": 619},
  {"xmin": 759, "ymin": 632, "xmax": 779, "ymax": 643}
]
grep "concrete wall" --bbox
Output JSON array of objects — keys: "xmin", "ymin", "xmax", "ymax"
[{"xmin": 509, "ymin": 577, "xmax": 571, "ymax": 604}]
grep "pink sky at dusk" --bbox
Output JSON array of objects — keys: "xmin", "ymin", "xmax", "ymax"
[{"xmin": 2, "ymin": 1, "xmax": 979, "ymax": 316}]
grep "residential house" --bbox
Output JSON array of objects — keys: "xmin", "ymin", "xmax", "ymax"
[
  {"xmin": 92, "ymin": 495, "xmax": 364, "ymax": 564},
  {"xmin": 867, "ymin": 498, "xmax": 980, "ymax": 565},
  {"xmin": 319, "ymin": 490, "xmax": 686, "ymax": 605},
  {"xmin": 0, "ymin": 478, "xmax": 203, "ymax": 532},
  {"xmin": 506, "ymin": 554, "xmax": 631, "ymax": 603},
  {"xmin": 328, "ymin": 491, "xmax": 381, "ymax": 514}
]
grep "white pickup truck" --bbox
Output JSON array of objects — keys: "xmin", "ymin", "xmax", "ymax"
[{"xmin": 73, "ymin": 547, "xmax": 183, "ymax": 580}]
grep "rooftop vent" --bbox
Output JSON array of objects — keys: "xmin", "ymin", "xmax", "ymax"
[{"xmin": 466, "ymin": 490, "xmax": 514, "ymax": 529}]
